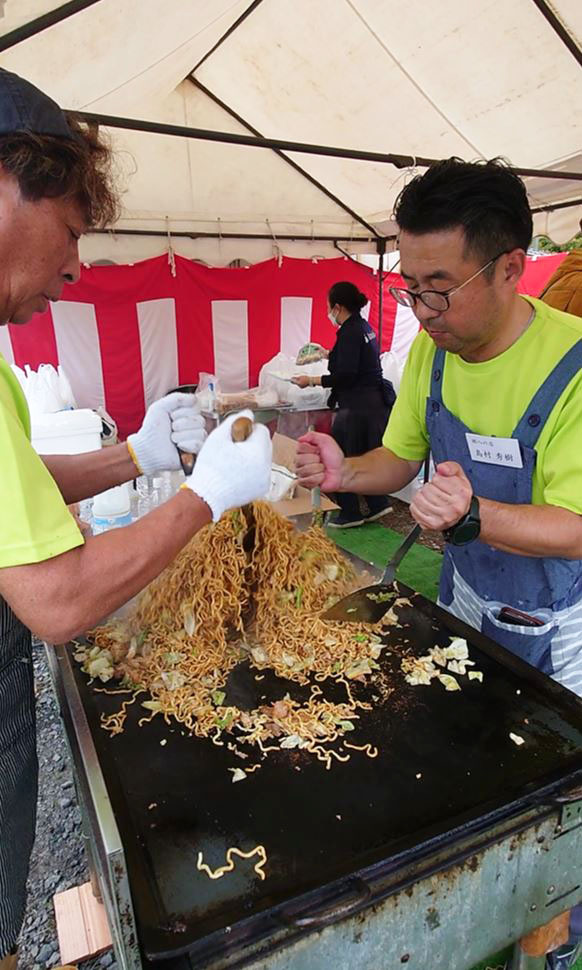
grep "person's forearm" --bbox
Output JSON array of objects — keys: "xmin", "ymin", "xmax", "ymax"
[
  {"xmin": 0, "ymin": 489, "xmax": 212, "ymax": 643},
  {"xmin": 341, "ymin": 447, "xmax": 422, "ymax": 495},
  {"xmin": 479, "ymin": 498, "xmax": 582, "ymax": 558},
  {"xmin": 42, "ymin": 443, "xmax": 138, "ymax": 503}
]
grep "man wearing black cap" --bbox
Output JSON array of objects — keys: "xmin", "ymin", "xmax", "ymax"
[{"xmin": 0, "ymin": 71, "xmax": 272, "ymax": 969}]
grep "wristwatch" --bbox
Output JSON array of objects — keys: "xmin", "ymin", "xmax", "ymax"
[{"xmin": 443, "ymin": 495, "xmax": 481, "ymax": 546}]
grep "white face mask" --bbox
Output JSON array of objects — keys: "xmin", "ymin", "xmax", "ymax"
[{"xmin": 328, "ymin": 310, "xmax": 339, "ymax": 327}]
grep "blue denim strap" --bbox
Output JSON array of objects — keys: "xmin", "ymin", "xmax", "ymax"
[
  {"xmin": 429, "ymin": 347, "xmax": 446, "ymax": 403},
  {"xmin": 513, "ymin": 339, "xmax": 582, "ymax": 448}
]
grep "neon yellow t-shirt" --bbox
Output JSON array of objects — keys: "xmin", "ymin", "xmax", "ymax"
[
  {"xmin": 383, "ymin": 298, "xmax": 582, "ymax": 514},
  {"xmin": 0, "ymin": 352, "xmax": 83, "ymax": 568}
]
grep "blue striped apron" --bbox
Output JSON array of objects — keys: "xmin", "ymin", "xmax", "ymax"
[
  {"xmin": 0, "ymin": 594, "xmax": 37, "ymax": 958},
  {"xmin": 426, "ymin": 339, "xmax": 582, "ymax": 697}
]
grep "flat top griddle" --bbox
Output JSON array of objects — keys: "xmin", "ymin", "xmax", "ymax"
[{"xmin": 69, "ymin": 586, "xmax": 582, "ymax": 965}]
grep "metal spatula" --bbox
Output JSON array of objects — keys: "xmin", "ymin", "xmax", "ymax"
[{"xmin": 322, "ymin": 523, "xmax": 421, "ymax": 623}]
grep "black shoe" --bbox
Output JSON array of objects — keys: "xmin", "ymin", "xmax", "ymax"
[
  {"xmin": 364, "ymin": 504, "xmax": 393, "ymax": 523},
  {"xmin": 327, "ymin": 511, "xmax": 365, "ymax": 529},
  {"xmin": 546, "ymin": 942, "xmax": 582, "ymax": 970}
]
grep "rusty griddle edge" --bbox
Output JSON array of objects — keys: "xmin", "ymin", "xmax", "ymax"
[
  {"xmin": 152, "ymin": 784, "xmax": 580, "ymax": 968},
  {"xmin": 62, "ymin": 539, "xmax": 582, "ymax": 967},
  {"xmin": 165, "ymin": 801, "xmax": 568, "ymax": 970}
]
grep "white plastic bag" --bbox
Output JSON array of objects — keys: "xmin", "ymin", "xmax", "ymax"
[
  {"xmin": 10, "ymin": 364, "xmax": 27, "ymax": 395},
  {"xmin": 214, "ymin": 386, "xmax": 279, "ymax": 415},
  {"xmin": 16, "ymin": 363, "xmax": 77, "ymax": 417},
  {"xmin": 267, "ymin": 464, "xmax": 297, "ymax": 502},
  {"xmin": 259, "ymin": 353, "xmax": 330, "ymax": 408},
  {"xmin": 58, "ymin": 364, "xmax": 77, "ymax": 409},
  {"xmin": 27, "ymin": 364, "xmax": 67, "ymax": 417},
  {"xmin": 380, "ymin": 351, "xmax": 405, "ymax": 394}
]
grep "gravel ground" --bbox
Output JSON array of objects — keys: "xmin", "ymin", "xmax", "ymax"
[
  {"xmin": 20, "ymin": 501, "xmax": 439, "ymax": 970},
  {"xmin": 20, "ymin": 643, "xmax": 116, "ymax": 970}
]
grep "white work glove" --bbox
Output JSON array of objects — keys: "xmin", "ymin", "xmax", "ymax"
[
  {"xmin": 184, "ymin": 410, "xmax": 272, "ymax": 522},
  {"xmin": 127, "ymin": 392, "xmax": 206, "ymax": 475}
]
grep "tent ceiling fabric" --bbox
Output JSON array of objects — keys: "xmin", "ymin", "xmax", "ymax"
[{"xmin": 0, "ymin": 0, "xmax": 580, "ymax": 265}]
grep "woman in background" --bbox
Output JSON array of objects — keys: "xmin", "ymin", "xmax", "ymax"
[{"xmin": 293, "ymin": 281, "xmax": 395, "ymax": 527}]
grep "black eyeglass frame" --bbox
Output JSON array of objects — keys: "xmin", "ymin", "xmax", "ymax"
[{"xmin": 388, "ymin": 251, "xmax": 508, "ymax": 312}]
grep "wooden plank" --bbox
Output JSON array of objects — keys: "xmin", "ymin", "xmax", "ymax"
[
  {"xmin": 54, "ymin": 882, "xmax": 112, "ymax": 965},
  {"xmin": 54, "ymin": 886, "xmax": 86, "ymax": 965},
  {"xmin": 79, "ymin": 882, "xmax": 112, "ymax": 955}
]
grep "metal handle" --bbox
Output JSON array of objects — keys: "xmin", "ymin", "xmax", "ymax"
[
  {"xmin": 552, "ymin": 786, "xmax": 582, "ymax": 804},
  {"xmin": 307, "ymin": 422, "xmax": 323, "ymax": 525},
  {"xmin": 381, "ymin": 523, "xmax": 421, "ymax": 584},
  {"xmin": 276, "ymin": 877, "xmax": 371, "ymax": 929},
  {"xmin": 178, "ymin": 449, "xmax": 196, "ymax": 476},
  {"xmin": 179, "ymin": 415, "xmax": 253, "ymax": 477},
  {"xmin": 376, "ymin": 453, "xmax": 428, "ymax": 577}
]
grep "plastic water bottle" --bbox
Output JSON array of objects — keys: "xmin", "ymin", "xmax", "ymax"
[
  {"xmin": 150, "ymin": 475, "xmax": 163, "ymax": 508},
  {"xmin": 92, "ymin": 484, "xmax": 133, "ymax": 533},
  {"xmin": 79, "ymin": 497, "xmax": 94, "ymax": 533}
]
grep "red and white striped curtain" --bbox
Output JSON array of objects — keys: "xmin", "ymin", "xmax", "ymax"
[{"xmin": 0, "ymin": 252, "xmax": 566, "ymax": 440}]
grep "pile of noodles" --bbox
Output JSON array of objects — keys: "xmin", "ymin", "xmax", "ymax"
[{"xmin": 75, "ymin": 503, "xmax": 394, "ymax": 762}]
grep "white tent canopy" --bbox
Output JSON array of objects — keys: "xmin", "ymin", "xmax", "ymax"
[{"xmin": 1, "ymin": 0, "xmax": 581, "ymax": 265}]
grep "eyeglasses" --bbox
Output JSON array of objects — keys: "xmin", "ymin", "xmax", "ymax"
[{"xmin": 388, "ymin": 252, "xmax": 506, "ymax": 312}]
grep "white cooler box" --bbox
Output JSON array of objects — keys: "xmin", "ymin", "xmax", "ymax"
[{"xmin": 32, "ymin": 409, "xmax": 102, "ymax": 455}]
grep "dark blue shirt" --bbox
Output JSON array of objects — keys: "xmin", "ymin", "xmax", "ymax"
[{"xmin": 321, "ymin": 312, "xmax": 383, "ymax": 407}]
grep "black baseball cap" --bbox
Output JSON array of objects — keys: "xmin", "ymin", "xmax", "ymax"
[{"xmin": 0, "ymin": 68, "xmax": 74, "ymax": 139}]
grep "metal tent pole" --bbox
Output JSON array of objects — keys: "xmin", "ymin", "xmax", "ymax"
[
  {"xmin": 88, "ymin": 228, "xmax": 388, "ymax": 243},
  {"xmin": 72, "ymin": 111, "xmax": 582, "ymax": 182},
  {"xmin": 377, "ymin": 238, "xmax": 386, "ymax": 350},
  {"xmin": 0, "ymin": 0, "xmax": 104, "ymax": 53}
]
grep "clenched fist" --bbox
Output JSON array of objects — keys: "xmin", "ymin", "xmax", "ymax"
[
  {"xmin": 295, "ymin": 431, "xmax": 345, "ymax": 492},
  {"xmin": 410, "ymin": 461, "xmax": 473, "ymax": 532}
]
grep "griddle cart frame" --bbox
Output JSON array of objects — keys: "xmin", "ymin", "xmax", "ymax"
[
  {"xmin": 47, "ymin": 637, "xmax": 582, "ymax": 970},
  {"xmin": 47, "ymin": 643, "xmax": 142, "ymax": 970}
]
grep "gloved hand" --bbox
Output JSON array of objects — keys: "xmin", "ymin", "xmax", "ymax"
[
  {"xmin": 184, "ymin": 410, "xmax": 272, "ymax": 521},
  {"xmin": 127, "ymin": 392, "xmax": 206, "ymax": 475}
]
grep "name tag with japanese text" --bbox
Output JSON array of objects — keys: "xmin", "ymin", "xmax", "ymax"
[{"xmin": 465, "ymin": 433, "xmax": 523, "ymax": 469}]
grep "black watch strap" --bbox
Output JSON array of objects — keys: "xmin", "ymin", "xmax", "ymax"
[{"xmin": 443, "ymin": 494, "xmax": 481, "ymax": 546}]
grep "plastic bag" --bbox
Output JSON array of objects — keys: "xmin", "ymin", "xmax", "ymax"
[
  {"xmin": 58, "ymin": 364, "xmax": 77, "ymax": 409},
  {"xmin": 10, "ymin": 364, "xmax": 27, "ymax": 395},
  {"xmin": 26, "ymin": 364, "xmax": 69, "ymax": 417},
  {"xmin": 259, "ymin": 353, "xmax": 330, "ymax": 408},
  {"xmin": 11, "ymin": 363, "xmax": 78, "ymax": 418},
  {"xmin": 214, "ymin": 386, "xmax": 280, "ymax": 415},
  {"xmin": 195, "ymin": 373, "xmax": 220, "ymax": 413},
  {"xmin": 95, "ymin": 406, "xmax": 118, "ymax": 446},
  {"xmin": 267, "ymin": 464, "xmax": 297, "ymax": 502},
  {"xmin": 286, "ymin": 383, "xmax": 330, "ymax": 409},
  {"xmin": 380, "ymin": 351, "xmax": 405, "ymax": 394},
  {"xmin": 296, "ymin": 342, "xmax": 327, "ymax": 365}
]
